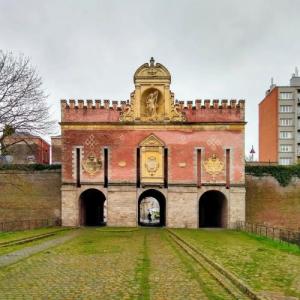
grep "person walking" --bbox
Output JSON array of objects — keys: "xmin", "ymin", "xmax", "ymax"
[{"xmin": 147, "ymin": 212, "xmax": 152, "ymax": 223}]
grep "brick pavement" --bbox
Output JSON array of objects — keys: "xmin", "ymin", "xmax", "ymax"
[{"xmin": 0, "ymin": 228, "xmax": 233, "ymax": 299}]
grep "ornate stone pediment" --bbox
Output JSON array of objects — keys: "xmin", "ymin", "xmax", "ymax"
[
  {"xmin": 119, "ymin": 58, "xmax": 185, "ymax": 123},
  {"xmin": 139, "ymin": 134, "xmax": 165, "ymax": 147},
  {"xmin": 134, "ymin": 57, "xmax": 171, "ymax": 82}
]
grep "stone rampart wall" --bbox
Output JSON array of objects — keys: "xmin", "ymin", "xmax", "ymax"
[
  {"xmin": 0, "ymin": 170, "xmax": 61, "ymax": 222},
  {"xmin": 245, "ymin": 175, "xmax": 300, "ymax": 230}
]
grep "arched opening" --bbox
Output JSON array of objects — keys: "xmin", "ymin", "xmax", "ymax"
[
  {"xmin": 79, "ymin": 189, "xmax": 106, "ymax": 226},
  {"xmin": 199, "ymin": 190, "xmax": 227, "ymax": 228},
  {"xmin": 138, "ymin": 189, "xmax": 166, "ymax": 227}
]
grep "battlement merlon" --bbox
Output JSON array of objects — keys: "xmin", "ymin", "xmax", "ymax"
[
  {"xmin": 60, "ymin": 99, "xmax": 245, "ymax": 123},
  {"xmin": 61, "ymin": 98, "xmax": 245, "ymax": 110},
  {"xmin": 60, "ymin": 99, "xmax": 131, "ymax": 110},
  {"xmin": 180, "ymin": 99, "xmax": 245, "ymax": 122}
]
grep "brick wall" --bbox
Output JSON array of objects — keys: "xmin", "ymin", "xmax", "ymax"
[
  {"xmin": 259, "ymin": 88, "xmax": 278, "ymax": 162},
  {"xmin": 0, "ymin": 170, "xmax": 61, "ymax": 222},
  {"xmin": 246, "ymin": 175, "xmax": 300, "ymax": 230},
  {"xmin": 62, "ymin": 129, "xmax": 245, "ymax": 185},
  {"xmin": 4, "ymin": 136, "xmax": 50, "ymax": 164}
]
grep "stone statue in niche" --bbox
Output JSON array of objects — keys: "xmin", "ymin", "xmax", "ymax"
[{"xmin": 146, "ymin": 90, "xmax": 158, "ymax": 117}]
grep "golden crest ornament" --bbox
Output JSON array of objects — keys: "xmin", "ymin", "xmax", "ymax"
[
  {"xmin": 203, "ymin": 154, "xmax": 224, "ymax": 180},
  {"xmin": 145, "ymin": 156, "xmax": 159, "ymax": 176},
  {"xmin": 82, "ymin": 153, "xmax": 102, "ymax": 175}
]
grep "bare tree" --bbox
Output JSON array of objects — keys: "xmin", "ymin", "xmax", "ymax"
[{"xmin": 0, "ymin": 51, "xmax": 54, "ymax": 155}]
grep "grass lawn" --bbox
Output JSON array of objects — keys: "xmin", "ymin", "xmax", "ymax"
[{"xmin": 173, "ymin": 228, "xmax": 300, "ymax": 299}]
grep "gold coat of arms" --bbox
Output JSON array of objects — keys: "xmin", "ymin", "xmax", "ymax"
[
  {"xmin": 82, "ymin": 153, "xmax": 102, "ymax": 175},
  {"xmin": 203, "ymin": 154, "xmax": 224, "ymax": 180},
  {"xmin": 145, "ymin": 156, "xmax": 159, "ymax": 176}
]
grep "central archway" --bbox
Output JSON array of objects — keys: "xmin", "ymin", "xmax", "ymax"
[
  {"xmin": 199, "ymin": 190, "xmax": 227, "ymax": 228},
  {"xmin": 79, "ymin": 189, "xmax": 106, "ymax": 226},
  {"xmin": 138, "ymin": 189, "xmax": 166, "ymax": 227}
]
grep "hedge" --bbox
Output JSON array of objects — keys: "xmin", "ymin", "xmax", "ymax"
[
  {"xmin": 0, "ymin": 164, "xmax": 61, "ymax": 171},
  {"xmin": 245, "ymin": 165, "xmax": 300, "ymax": 186}
]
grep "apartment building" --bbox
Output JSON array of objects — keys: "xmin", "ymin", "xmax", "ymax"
[{"xmin": 259, "ymin": 69, "xmax": 300, "ymax": 165}]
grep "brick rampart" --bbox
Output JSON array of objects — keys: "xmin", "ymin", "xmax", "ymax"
[
  {"xmin": 1, "ymin": 170, "xmax": 298, "ymax": 230},
  {"xmin": 0, "ymin": 170, "xmax": 61, "ymax": 222},
  {"xmin": 246, "ymin": 175, "xmax": 300, "ymax": 230}
]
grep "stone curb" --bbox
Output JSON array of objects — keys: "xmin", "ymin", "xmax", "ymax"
[
  {"xmin": 0, "ymin": 228, "xmax": 71, "ymax": 248},
  {"xmin": 0, "ymin": 229, "xmax": 79, "ymax": 268}
]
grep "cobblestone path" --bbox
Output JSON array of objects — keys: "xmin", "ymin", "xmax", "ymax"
[
  {"xmin": 148, "ymin": 229, "xmax": 233, "ymax": 300},
  {"xmin": 0, "ymin": 228, "xmax": 143, "ymax": 299},
  {"xmin": 0, "ymin": 228, "xmax": 233, "ymax": 299}
]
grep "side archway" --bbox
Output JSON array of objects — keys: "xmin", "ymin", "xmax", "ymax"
[
  {"xmin": 199, "ymin": 190, "xmax": 227, "ymax": 228},
  {"xmin": 79, "ymin": 189, "xmax": 106, "ymax": 226},
  {"xmin": 138, "ymin": 189, "xmax": 166, "ymax": 227}
]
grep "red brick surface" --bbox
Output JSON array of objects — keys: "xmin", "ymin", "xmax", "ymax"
[
  {"xmin": 62, "ymin": 129, "xmax": 244, "ymax": 185},
  {"xmin": 61, "ymin": 99, "xmax": 245, "ymax": 185},
  {"xmin": 246, "ymin": 175, "xmax": 300, "ymax": 230},
  {"xmin": 259, "ymin": 88, "xmax": 278, "ymax": 162},
  {"xmin": 5, "ymin": 135, "xmax": 50, "ymax": 164},
  {"xmin": 61, "ymin": 100, "xmax": 244, "ymax": 123}
]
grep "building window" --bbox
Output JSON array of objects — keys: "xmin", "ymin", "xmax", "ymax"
[
  {"xmin": 280, "ymin": 145, "xmax": 292, "ymax": 152},
  {"xmin": 280, "ymin": 92, "xmax": 293, "ymax": 100},
  {"xmin": 280, "ymin": 118, "xmax": 293, "ymax": 126},
  {"xmin": 280, "ymin": 131, "xmax": 292, "ymax": 139},
  {"xmin": 279, "ymin": 158, "xmax": 292, "ymax": 165},
  {"xmin": 280, "ymin": 105, "xmax": 293, "ymax": 113}
]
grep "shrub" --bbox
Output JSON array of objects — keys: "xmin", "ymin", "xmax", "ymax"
[
  {"xmin": 245, "ymin": 165, "xmax": 300, "ymax": 186},
  {"xmin": 0, "ymin": 164, "xmax": 61, "ymax": 171}
]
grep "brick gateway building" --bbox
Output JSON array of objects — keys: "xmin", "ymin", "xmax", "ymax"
[{"xmin": 60, "ymin": 58, "xmax": 246, "ymax": 228}]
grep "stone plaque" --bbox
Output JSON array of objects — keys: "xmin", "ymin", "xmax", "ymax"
[{"xmin": 140, "ymin": 134, "xmax": 164, "ymax": 184}]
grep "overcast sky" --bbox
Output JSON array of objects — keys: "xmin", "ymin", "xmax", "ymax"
[{"xmin": 1, "ymin": 0, "xmax": 300, "ymax": 158}]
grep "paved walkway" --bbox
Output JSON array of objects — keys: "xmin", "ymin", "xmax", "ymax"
[
  {"xmin": 0, "ymin": 228, "xmax": 234, "ymax": 299},
  {"xmin": 0, "ymin": 230, "xmax": 79, "ymax": 267}
]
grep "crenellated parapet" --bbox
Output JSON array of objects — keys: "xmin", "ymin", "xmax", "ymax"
[
  {"xmin": 176, "ymin": 99, "xmax": 245, "ymax": 122},
  {"xmin": 61, "ymin": 99, "xmax": 130, "ymax": 110},
  {"xmin": 61, "ymin": 98, "xmax": 245, "ymax": 123},
  {"xmin": 61, "ymin": 99, "xmax": 128, "ymax": 122},
  {"xmin": 174, "ymin": 99, "xmax": 245, "ymax": 110}
]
